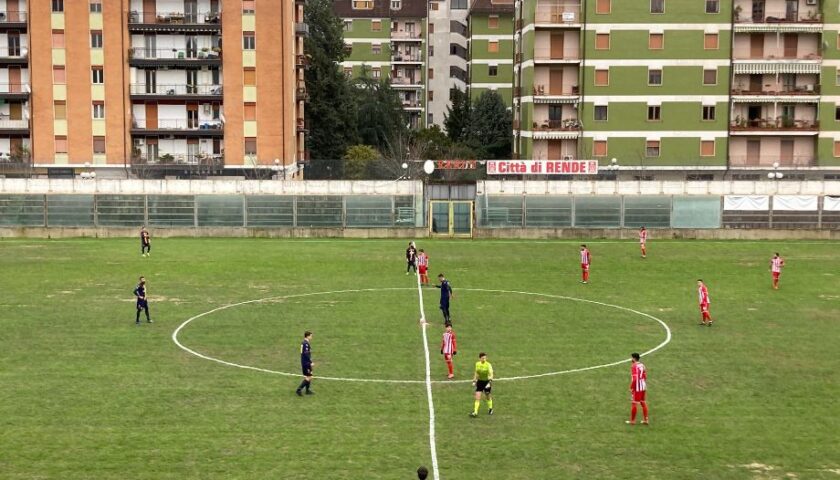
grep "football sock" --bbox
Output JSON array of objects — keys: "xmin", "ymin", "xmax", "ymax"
[
  {"xmin": 447, "ymin": 361, "xmax": 453, "ymax": 376},
  {"xmin": 473, "ymin": 401, "xmax": 480, "ymax": 415},
  {"xmin": 631, "ymin": 404, "xmax": 638, "ymax": 422},
  {"xmin": 297, "ymin": 380, "xmax": 307, "ymax": 392},
  {"xmin": 136, "ymin": 310, "xmax": 140, "ymax": 322},
  {"xmin": 641, "ymin": 402, "xmax": 648, "ymax": 419},
  {"xmin": 305, "ymin": 380, "xmax": 311, "ymax": 392},
  {"xmin": 487, "ymin": 399, "xmax": 493, "ymax": 410}
]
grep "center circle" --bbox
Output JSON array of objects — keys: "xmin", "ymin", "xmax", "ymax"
[{"xmin": 172, "ymin": 288, "xmax": 671, "ymax": 384}]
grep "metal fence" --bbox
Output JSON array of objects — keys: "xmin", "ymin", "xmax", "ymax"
[{"xmin": 0, "ymin": 194, "xmax": 422, "ymax": 229}]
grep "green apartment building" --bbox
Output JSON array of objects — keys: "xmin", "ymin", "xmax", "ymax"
[
  {"xmin": 468, "ymin": 0, "xmax": 515, "ymax": 106},
  {"xmin": 512, "ymin": 0, "xmax": 840, "ymax": 176}
]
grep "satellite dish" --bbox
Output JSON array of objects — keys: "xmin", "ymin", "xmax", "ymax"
[{"xmin": 423, "ymin": 160, "xmax": 435, "ymax": 175}]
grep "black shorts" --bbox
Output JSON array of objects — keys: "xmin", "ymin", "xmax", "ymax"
[
  {"xmin": 475, "ymin": 380, "xmax": 492, "ymax": 394},
  {"xmin": 136, "ymin": 301, "xmax": 148, "ymax": 309},
  {"xmin": 301, "ymin": 364, "xmax": 312, "ymax": 376}
]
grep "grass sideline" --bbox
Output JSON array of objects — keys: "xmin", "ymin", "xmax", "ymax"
[{"xmin": 0, "ymin": 238, "xmax": 839, "ymax": 479}]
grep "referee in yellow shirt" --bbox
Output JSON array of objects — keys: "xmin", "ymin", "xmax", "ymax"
[{"xmin": 470, "ymin": 352, "xmax": 494, "ymax": 417}]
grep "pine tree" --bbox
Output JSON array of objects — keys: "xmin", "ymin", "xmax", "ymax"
[
  {"xmin": 444, "ymin": 88, "xmax": 470, "ymax": 143},
  {"xmin": 466, "ymin": 91, "xmax": 512, "ymax": 159}
]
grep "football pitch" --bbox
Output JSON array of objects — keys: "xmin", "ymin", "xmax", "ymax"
[{"xmin": 1, "ymin": 238, "xmax": 839, "ymax": 479}]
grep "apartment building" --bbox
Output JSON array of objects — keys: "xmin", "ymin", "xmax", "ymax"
[
  {"xmin": 2, "ymin": 0, "xmax": 304, "ymax": 178},
  {"xmin": 511, "ymin": 0, "xmax": 840, "ymax": 174},
  {"xmin": 427, "ymin": 0, "xmax": 468, "ymax": 126},
  {"xmin": 468, "ymin": 0, "xmax": 515, "ymax": 105}
]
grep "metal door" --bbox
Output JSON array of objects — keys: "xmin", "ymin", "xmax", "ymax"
[{"xmin": 429, "ymin": 201, "xmax": 473, "ymax": 237}]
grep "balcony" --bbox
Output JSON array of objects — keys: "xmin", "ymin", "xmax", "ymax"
[
  {"xmin": 392, "ymin": 53, "xmax": 423, "ymax": 63},
  {"xmin": 127, "ymin": 11, "xmax": 221, "ymax": 32},
  {"xmin": 531, "ymin": 119, "xmax": 581, "ymax": 140},
  {"xmin": 295, "ymin": 22, "xmax": 310, "ymax": 36},
  {"xmin": 535, "ymin": 3, "xmax": 581, "ymax": 26},
  {"xmin": 734, "ymin": 7, "xmax": 822, "ymax": 33},
  {"xmin": 296, "ymin": 54, "xmax": 311, "ymax": 68},
  {"xmin": 0, "ymin": 11, "xmax": 27, "ymax": 30},
  {"xmin": 401, "ymin": 100, "xmax": 424, "ymax": 110},
  {"xmin": 128, "ymin": 47, "xmax": 221, "ymax": 67},
  {"xmin": 297, "ymin": 118, "xmax": 308, "ymax": 134},
  {"xmin": 533, "ymin": 84, "xmax": 579, "ymax": 103},
  {"xmin": 534, "ymin": 48, "xmax": 580, "ymax": 64},
  {"xmin": 730, "ymin": 117, "xmax": 819, "ymax": 134},
  {"xmin": 130, "ymin": 84, "xmax": 223, "ymax": 101},
  {"xmin": 131, "ymin": 154, "xmax": 224, "ymax": 177},
  {"xmin": 296, "ymin": 82, "xmax": 309, "ymax": 101},
  {"xmin": 0, "ymin": 83, "xmax": 30, "ymax": 100},
  {"xmin": 729, "ymin": 154, "xmax": 814, "ymax": 167},
  {"xmin": 391, "ymin": 31, "xmax": 423, "ymax": 41},
  {"xmin": 0, "ymin": 47, "xmax": 27, "ymax": 65},
  {"xmin": 131, "ymin": 118, "xmax": 224, "ymax": 137},
  {"xmin": 391, "ymin": 77, "xmax": 423, "ymax": 88},
  {"xmin": 0, "ymin": 118, "xmax": 30, "ymax": 134}
]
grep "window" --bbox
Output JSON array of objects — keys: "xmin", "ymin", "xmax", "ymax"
[
  {"xmin": 430, "ymin": 1, "xmax": 438, "ymax": 10},
  {"xmin": 429, "ymin": 68, "xmax": 434, "ymax": 79},
  {"xmin": 55, "ymin": 137, "xmax": 68, "ymax": 154},
  {"xmin": 429, "ymin": 91, "xmax": 434, "ymax": 101},
  {"xmin": 343, "ymin": 21, "xmax": 352, "ymax": 32},
  {"xmin": 372, "ymin": 43, "xmax": 381, "ymax": 54},
  {"xmin": 489, "ymin": 15, "xmax": 499, "ymax": 29},
  {"xmin": 488, "ymin": 41, "xmax": 499, "ymax": 53},
  {"xmin": 52, "ymin": 0, "xmax": 64, "ymax": 12},
  {"xmin": 244, "ymin": 103, "xmax": 256, "ymax": 121},
  {"xmin": 452, "ymin": 0, "xmax": 468, "ymax": 7},
  {"xmin": 646, "ymin": 140, "xmax": 661, "ymax": 157},
  {"xmin": 243, "ymin": 0, "xmax": 255, "ymax": 13},
  {"xmin": 835, "ymin": 105, "xmax": 840, "ymax": 121},
  {"xmin": 244, "ymin": 68, "xmax": 256, "ymax": 85},
  {"xmin": 54, "ymin": 101, "xmax": 67, "ymax": 120},
  {"xmin": 93, "ymin": 102, "xmax": 105, "ymax": 119},
  {"xmin": 596, "ymin": 33, "xmax": 610, "ymax": 50},
  {"xmin": 647, "ymin": 105, "xmax": 661, "ymax": 121},
  {"xmin": 486, "ymin": 65, "xmax": 498, "ymax": 77},
  {"xmin": 835, "ymin": 141, "xmax": 840, "ymax": 157},
  {"xmin": 52, "ymin": 30, "xmax": 65, "ymax": 48},
  {"xmin": 429, "ymin": 46, "xmax": 434, "ymax": 57},
  {"xmin": 428, "ymin": 113, "xmax": 434, "ymax": 124},
  {"xmin": 371, "ymin": 20, "xmax": 382, "ymax": 32},
  {"xmin": 594, "ymin": 69, "xmax": 609, "ymax": 86},
  {"xmin": 392, "ymin": 21, "xmax": 399, "ymax": 31},
  {"xmin": 836, "ymin": 67, "xmax": 840, "ymax": 85},
  {"xmin": 702, "ymin": 105, "xmax": 716, "ymax": 121},
  {"xmin": 372, "ymin": 67, "xmax": 381, "ymax": 79},
  {"xmin": 705, "ymin": 0, "xmax": 719, "ymax": 13},
  {"xmin": 648, "ymin": 69, "xmax": 662, "ymax": 86},
  {"xmin": 90, "ymin": 31, "xmax": 103, "ymax": 49},
  {"xmin": 245, "ymin": 137, "xmax": 257, "ymax": 156},
  {"xmin": 53, "ymin": 66, "xmax": 66, "ymax": 84},
  {"xmin": 90, "ymin": 0, "xmax": 102, "ymax": 13},
  {"xmin": 429, "ymin": 23, "xmax": 434, "ymax": 34},
  {"xmin": 594, "ymin": 105, "xmax": 608, "ymax": 121},
  {"xmin": 700, "ymin": 140, "xmax": 715, "ymax": 156},
  {"xmin": 596, "ymin": 0, "xmax": 610, "ymax": 14},
  {"xmin": 352, "ymin": 0, "xmax": 373, "ymax": 9},
  {"xmin": 392, "ymin": 0, "xmax": 402, "ymax": 9},
  {"xmin": 91, "ymin": 67, "xmax": 104, "ymax": 84},
  {"xmin": 649, "ymin": 33, "xmax": 663, "ymax": 50},
  {"xmin": 593, "ymin": 140, "xmax": 608, "ymax": 156},
  {"xmin": 243, "ymin": 32, "xmax": 255, "ymax": 50},
  {"xmin": 93, "ymin": 137, "xmax": 106, "ymax": 154},
  {"xmin": 704, "ymin": 33, "xmax": 719, "ymax": 50},
  {"xmin": 650, "ymin": 0, "xmax": 664, "ymax": 14},
  {"xmin": 703, "ymin": 69, "xmax": 717, "ymax": 85}
]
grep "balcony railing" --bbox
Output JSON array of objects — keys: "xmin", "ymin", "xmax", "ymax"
[
  {"xmin": 391, "ymin": 77, "xmax": 423, "ymax": 86},
  {"xmin": 129, "ymin": 48, "xmax": 221, "ymax": 60},
  {"xmin": 535, "ymin": 4, "xmax": 581, "ymax": 24},
  {"xmin": 729, "ymin": 155, "xmax": 815, "ymax": 167},
  {"xmin": 393, "ymin": 53, "xmax": 422, "ymax": 62},
  {"xmin": 733, "ymin": 52, "xmax": 821, "ymax": 61},
  {"xmin": 534, "ymin": 84, "xmax": 579, "ymax": 96},
  {"xmin": 133, "ymin": 154, "xmax": 224, "ymax": 165},
  {"xmin": 132, "ymin": 118, "xmax": 224, "ymax": 130},
  {"xmin": 534, "ymin": 48, "xmax": 580, "ymax": 61},
  {"xmin": 0, "ymin": 47, "xmax": 27, "ymax": 58},
  {"xmin": 532, "ymin": 119, "xmax": 581, "ymax": 131},
  {"xmin": 401, "ymin": 100, "xmax": 423, "ymax": 108},
  {"xmin": 295, "ymin": 23, "xmax": 310, "ymax": 36},
  {"xmin": 0, "ymin": 119, "xmax": 29, "ymax": 129},
  {"xmin": 128, "ymin": 11, "xmax": 221, "ymax": 25},
  {"xmin": 735, "ymin": 9, "xmax": 822, "ymax": 24},
  {"xmin": 0, "ymin": 11, "xmax": 27, "ymax": 22},
  {"xmin": 391, "ymin": 31, "xmax": 422, "ymax": 40},
  {"xmin": 731, "ymin": 85, "xmax": 819, "ymax": 95},
  {"xmin": 0, "ymin": 83, "xmax": 30, "ymax": 94},
  {"xmin": 730, "ymin": 118, "xmax": 819, "ymax": 130},
  {"xmin": 130, "ymin": 84, "xmax": 223, "ymax": 96}
]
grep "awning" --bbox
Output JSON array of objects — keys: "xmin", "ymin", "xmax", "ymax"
[
  {"xmin": 731, "ymin": 95, "xmax": 820, "ymax": 103},
  {"xmin": 733, "ymin": 62, "xmax": 821, "ymax": 75},
  {"xmin": 733, "ymin": 23, "xmax": 823, "ymax": 33}
]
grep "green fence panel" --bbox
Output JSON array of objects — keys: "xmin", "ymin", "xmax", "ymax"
[
  {"xmin": 394, "ymin": 195, "xmax": 419, "ymax": 227},
  {"xmin": 196, "ymin": 195, "xmax": 244, "ymax": 227},
  {"xmin": 573, "ymin": 196, "xmax": 621, "ymax": 228},
  {"xmin": 296, "ymin": 196, "xmax": 343, "ymax": 227},
  {"xmin": 345, "ymin": 196, "xmax": 393, "ymax": 227},
  {"xmin": 46, "ymin": 195, "xmax": 95, "ymax": 227},
  {"xmin": 245, "ymin": 196, "xmax": 295, "ymax": 227},
  {"xmin": 96, "ymin": 195, "xmax": 145, "ymax": 227},
  {"xmin": 479, "ymin": 195, "xmax": 523, "ymax": 228},
  {"xmin": 525, "ymin": 196, "xmax": 572, "ymax": 227},
  {"xmin": 672, "ymin": 196, "xmax": 721, "ymax": 228},
  {"xmin": 0, "ymin": 195, "xmax": 45, "ymax": 226},
  {"xmin": 624, "ymin": 196, "xmax": 672, "ymax": 228},
  {"xmin": 147, "ymin": 195, "xmax": 195, "ymax": 227}
]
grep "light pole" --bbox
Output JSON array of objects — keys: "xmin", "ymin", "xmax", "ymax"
[
  {"xmin": 768, "ymin": 162, "xmax": 784, "ymax": 181},
  {"xmin": 607, "ymin": 157, "xmax": 619, "ymax": 190},
  {"xmin": 274, "ymin": 158, "xmax": 281, "ymax": 180},
  {"xmin": 401, "ymin": 162, "xmax": 409, "ymax": 180}
]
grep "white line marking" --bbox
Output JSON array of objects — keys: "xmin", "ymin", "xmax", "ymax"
[{"xmin": 415, "ymin": 272, "xmax": 440, "ymax": 480}]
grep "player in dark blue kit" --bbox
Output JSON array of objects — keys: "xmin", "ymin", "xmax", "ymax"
[
  {"xmin": 436, "ymin": 273, "xmax": 454, "ymax": 325},
  {"xmin": 296, "ymin": 331, "xmax": 314, "ymax": 396},
  {"xmin": 133, "ymin": 276, "xmax": 152, "ymax": 325}
]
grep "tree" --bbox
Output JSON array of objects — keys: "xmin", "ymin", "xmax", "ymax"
[
  {"xmin": 413, "ymin": 125, "xmax": 452, "ymax": 160},
  {"xmin": 351, "ymin": 68, "xmax": 408, "ymax": 154},
  {"xmin": 304, "ymin": 0, "xmax": 358, "ymax": 178},
  {"xmin": 466, "ymin": 91, "xmax": 512, "ymax": 160},
  {"xmin": 444, "ymin": 88, "xmax": 470, "ymax": 143},
  {"xmin": 342, "ymin": 145, "xmax": 380, "ymax": 179}
]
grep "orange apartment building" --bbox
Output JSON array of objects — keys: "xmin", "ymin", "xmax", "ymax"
[{"xmin": 3, "ymin": 0, "xmax": 305, "ymax": 178}]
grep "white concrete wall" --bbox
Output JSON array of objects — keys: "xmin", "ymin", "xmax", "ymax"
[
  {"xmin": 428, "ymin": 4, "xmax": 469, "ymax": 128},
  {"xmin": 478, "ymin": 180, "xmax": 840, "ymax": 196}
]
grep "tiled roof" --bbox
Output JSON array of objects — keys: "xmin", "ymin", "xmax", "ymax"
[
  {"xmin": 333, "ymin": 0, "xmax": 427, "ymax": 18},
  {"xmin": 470, "ymin": 0, "xmax": 515, "ymax": 14}
]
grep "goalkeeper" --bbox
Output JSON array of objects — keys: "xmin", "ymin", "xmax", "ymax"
[{"xmin": 470, "ymin": 352, "xmax": 494, "ymax": 417}]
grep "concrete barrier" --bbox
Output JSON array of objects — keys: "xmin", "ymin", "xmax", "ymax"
[
  {"xmin": 0, "ymin": 227, "xmax": 428, "ymax": 239},
  {"xmin": 473, "ymin": 228, "xmax": 840, "ymax": 240}
]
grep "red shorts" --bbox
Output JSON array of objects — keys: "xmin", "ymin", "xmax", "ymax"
[
  {"xmin": 632, "ymin": 390, "xmax": 646, "ymax": 402},
  {"xmin": 419, "ymin": 265, "xmax": 428, "ymax": 274},
  {"xmin": 700, "ymin": 303, "xmax": 709, "ymax": 313},
  {"xmin": 443, "ymin": 353, "xmax": 453, "ymax": 362},
  {"xmin": 772, "ymin": 272, "xmax": 780, "ymax": 280},
  {"xmin": 581, "ymin": 264, "xmax": 589, "ymax": 272}
]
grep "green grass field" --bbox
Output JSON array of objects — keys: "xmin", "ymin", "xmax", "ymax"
[{"xmin": 1, "ymin": 238, "xmax": 839, "ymax": 479}]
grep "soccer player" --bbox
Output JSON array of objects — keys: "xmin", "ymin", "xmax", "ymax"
[
  {"xmin": 405, "ymin": 241, "xmax": 417, "ymax": 275},
  {"xmin": 770, "ymin": 253, "xmax": 785, "ymax": 290},
  {"xmin": 296, "ymin": 331, "xmax": 314, "ymax": 396},
  {"xmin": 417, "ymin": 249, "xmax": 430, "ymax": 286},
  {"xmin": 626, "ymin": 352, "xmax": 649, "ymax": 425},
  {"xmin": 697, "ymin": 279, "xmax": 713, "ymax": 326},
  {"xmin": 441, "ymin": 324, "xmax": 458, "ymax": 379},
  {"xmin": 470, "ymin": 352, "xmax": 494, "ymax": 417},
  {"xmin": 133, "ymin": 276, "xmax": 152, "ymax": 325},
  {"xmin": 639, "ymin": 226, "xmax": 648, "ymax": 258},
  {"xmin": 435, "ymin": 273, "xmax": 453, "ymax": 325},
  {"xmin": 580, "ymin": 244, "xmax": 591, "ymax": 284},
  {"xmin": 140, "ymin": 226, "xmax": 151, "ymax": 257}
]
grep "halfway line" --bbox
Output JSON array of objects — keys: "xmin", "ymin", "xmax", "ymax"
[{"xmin": 415, "ymin": 270, "xmax": 441, "ymax": 480}]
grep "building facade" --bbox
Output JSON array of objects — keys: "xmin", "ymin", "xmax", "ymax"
[
  {"xmin": 468, "ymin": 0, "xmax": 515, "ymax": 106},
  {"xmin": 2, "ymin": 0, "xmax": 304, "ymax": 178}
]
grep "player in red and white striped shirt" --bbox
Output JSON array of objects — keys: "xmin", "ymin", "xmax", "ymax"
[
  {"xmin": 639, "ymin": 226, "xmax": 648, "ymax": 259},
  {"xmin": 417, "ymin": 249, "xmax": 430, "ymax": 286},
  {"xmin": 697, "ymin": 279, "xmax": 713, "ymax": 326},
  {"xmin": 770, "ymin": 253, "xmax": 785, "ymax": 290},
  {"xmin": 440, "ymin": 324, "xmax": 458, "ymax": 379},
  {"xmin": 626, "ymin": 352, "xmax": 649, "ymax": 425},
  {"xmin": 580, "ymin": 244, "xmax": 591, "ymax": 284}
]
